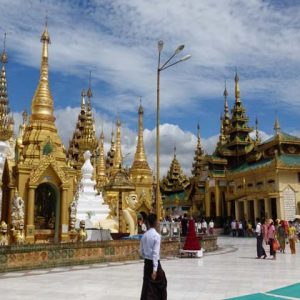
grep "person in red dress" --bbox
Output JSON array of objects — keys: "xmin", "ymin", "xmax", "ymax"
[{"xmin": 183, "ymin": 217, "xmax": 201, "ymax": 251}]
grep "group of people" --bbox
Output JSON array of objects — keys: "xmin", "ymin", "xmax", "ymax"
[
  {"xmin": 255, "ymin": 217, "xmax": 299, "ymax": 260},
  {"xmin": 181, "ymin": 214, "xmax": 214, "ymax": 236},
  {"xmin": 230, "ymin": 219, "xmax": 253, "ymax": 237}
]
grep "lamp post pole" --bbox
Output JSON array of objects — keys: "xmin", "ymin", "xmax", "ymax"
[{"xmin": 155, "ymin": 40, "xmax": 191, "ymax": 221}]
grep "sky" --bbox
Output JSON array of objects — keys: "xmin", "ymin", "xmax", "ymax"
[{"xmin": 1, "ymin": 0, "xmax": 300, "ymax": 176}]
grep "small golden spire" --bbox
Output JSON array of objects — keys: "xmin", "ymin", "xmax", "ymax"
[
  {"xmin": 96, "ymin": 127, "xmax": 108, "ymax": 190},
  {"xmin": 87, "ymin": 71, "xmax": 92, "ymax": 99},
  {"xmin": 31, "ymin": 19, "xmax": 55, "ymax": 122},
  {"xmin": 1, "ymin": 33, "xmax": 8, "ymax": 64},
  {"xmin": 113, "ymin": 116, "xmax": 123, "ymax": 171},
  {"xmin": 234, "ymin": 67, "xmax": 240, "ymax": 103},
  {"xmin": 22, "ymin": 108, "xmax": 28, "ymax": 124},
  {"xmin": 274, "ymin": 116, "xmax": 281, "ymax": 135},
  {"xmin": 174, "ymin": 145, "xmax": 177, "ymax": 158},
  {"xmin": 81, "ymin": 89, "xmax": 86, "ymax": 110}
]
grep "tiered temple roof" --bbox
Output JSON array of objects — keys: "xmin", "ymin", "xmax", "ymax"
[
  {"xmin": 191, "ymin": 124, "xmax": 206, "ymax": 177},
  {"xmin": 161, "ymin": 147, "xmax": 190, "ymax": 193}
]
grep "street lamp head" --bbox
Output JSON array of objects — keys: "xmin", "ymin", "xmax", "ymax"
[
  {"xmin": 175, "ymin": 44, "xmax": 185, "ymax": 54},
  {"xmin": 180, "ymin": 54, "xmax": 192, "ymax": 62},
  {"xmin": 158, "ymin": 40, "xmax": 164, "ymax": 52}
]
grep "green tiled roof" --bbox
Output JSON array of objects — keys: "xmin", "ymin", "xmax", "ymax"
[
  {"xmin": 262, "ymin": 131, "xmax": 300, "ymax": 145},
  {"xmin": 278, "ymin": 154, "xmax": 300, "ymax": 166},
  {"xmin": 165, "ymin": 191, "xmax": 186, "ymax": 201},
  {"xmin": 231, "ymin": 158, "xmax": 273, "ymax": 173}
]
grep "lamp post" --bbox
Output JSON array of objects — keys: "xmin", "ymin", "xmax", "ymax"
[{"xmin": 156, "ymin": 40, "xmax": 191, "ymax": 221}]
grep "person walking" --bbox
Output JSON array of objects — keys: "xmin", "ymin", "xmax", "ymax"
[
  {"xmin": 140, "ymin": 213, "xmax": 167, "ymax": 300},
  {"xmin": 288, "ymin": 221, "xmax": 297, "ymax": 254},
  {"xmin": 255, "ymin": 218, "xmax": 267, "ymax": 259},
  {"xmin": 277, "ymin": 220, "xmax": 287, "ymax": 253},
  {"xmin": 267, "ymin": 219, "xmax": 276, "ymax": 260},
  {"xmin": 231, "ymin": 220, "xmax": 237, "ymax": 237},
  {"xmin": 208, "ymin": 219, "xmax": 214, "ymax": 235}
]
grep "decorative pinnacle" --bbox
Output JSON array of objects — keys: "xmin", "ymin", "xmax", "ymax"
[
  {"xmin": 223, "ymin": 80, "xmax": 228, "ymax": 98},
  {"xmin": 174, "ymin": 145, "xmax": 176, "ymax": 157},
  {"xmin": 22, "ymin": 108, "xmax": 28, "ymax": 124},
  {"xmin": 87, "ymin": 71, "xmax": 92, "ymax": 98},
  {"xmin": 274, "ymin": 116, "xmax": 281, "ymax": 134},
  {"xmin": 81, "ymin": 89, "xmax": 86, "ymax": 109},
  {"xmin": 1, "ymin": 33, "xmax": 7, "ymax": 64},
  {"xmin": 138, "ymin": 96, "xmax": 143, "ymax": 114},
  {"xmin": 234, "ymin": 67, "xmax": 239, "ymax": 83},
  {"xmin": 41, "ymin": 14, "xmax": 50, "ymax": 43},
  {"xmin": 197, "ymin": 123, "xmax": 200, "ymax": 139}
]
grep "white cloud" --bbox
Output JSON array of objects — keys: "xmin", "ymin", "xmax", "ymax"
[{"xmin": 1, "ymin": 0, "xmax": 300, "ymax": 119}]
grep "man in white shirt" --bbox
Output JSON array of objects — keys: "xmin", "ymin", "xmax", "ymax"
[
  {"xmin": 255, "ymin": 217, "xmax": 267, "ymax": 259},
  {"xmin": 140, "ymin": 213, "xmax": 167, "ymax": 300}
]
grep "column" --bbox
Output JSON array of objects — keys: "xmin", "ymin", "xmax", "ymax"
[
  {"xmin": 226, "ymin": 201, "xmax": 231, "ymax": 218},
  {"xmin": 264, "ymin": 198, "xmax": 270, "ymax": 219},
  {"xmin": 215, "ymin": 181, "xmax": 221, "ymax": 217},
  {"xmin": 253, "ymin": 199, "xmax": 259, "ymax": 221},
  {"xmin": 60, "ymin": 186, "xmax": 69, "ymax": 242},
  {"xmin": 243, "ymin": 199, "xmax": 249, "ymax": 220},
  {"xmin": 235, "ymin": 201, "xmax": 239, "ymax": 221},
  {"xmin": 26, "ymin": 186, "xmax": 36, "ymax": 243},
  {"xmin": 205, "ymin": 180, "xmax": 211, "ymax": 218}
]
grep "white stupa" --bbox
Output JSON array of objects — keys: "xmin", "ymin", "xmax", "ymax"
[{"xmin": 76, "ymin": 151, "xmax": 118, "ymax": 232}]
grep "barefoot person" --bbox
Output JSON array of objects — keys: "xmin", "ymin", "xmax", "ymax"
[{"xmin": 140, "ymin": 213, "xmax": 167, "ymax": 300}]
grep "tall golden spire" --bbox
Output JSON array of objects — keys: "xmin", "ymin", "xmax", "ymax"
[
  {"xmin": 112, "ymin": 116, "xmax": 123, "ymax": 171},
  {"xmin": 96, "ymin": 129, "xmax": 108, "ymax": 190},
  {"xmin": 31, "ymin": 19, "xmax": 55, "ymax": 122},
  {"xmin": 81, "ymin": 89, "xmax": 86, "ymax": 110},
  {"xmin": 131, "ymin": 101, "xmax": 150, "ymax": 171},
  {"xmin": 234, "ymin": 68, "xmax": 240, "ymax": 103},
  {"xmin": 192, "ymin": 123, "xmax": 205, "ymax": 177},
  {"xmin": 0, "ymin": 32, "xmax": 14, "ymax": 141}
]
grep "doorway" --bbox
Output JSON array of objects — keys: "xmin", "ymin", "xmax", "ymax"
[
  {"xmin": 270, "ymin": 198, "xmax": 277, "ymax": 220},
  {"xmin": 34, "ymin": 183, "xmax": 60, "ymax": 242}
]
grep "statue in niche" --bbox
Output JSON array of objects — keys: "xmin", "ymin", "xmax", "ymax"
[
  {"xmin": 11, "ymin": 190, "xmax": 25, "ymax": 230},
  {"xmin": 123, "ymin": 192, "xmax": 138, "ymax": 235},
  {"xmin": 0, "ymin": 221, "xmax": 9, "ymax": 246}
]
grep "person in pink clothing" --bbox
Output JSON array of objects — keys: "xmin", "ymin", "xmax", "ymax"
[{"xmin": 266, "ymin": 219, "xmax": 276, "ymax": 260}]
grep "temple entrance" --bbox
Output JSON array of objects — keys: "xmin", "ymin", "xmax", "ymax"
[
  {"xmin": 270, "ymin": 198, "xmax": 277, "ymax": 220},
  {"xmin": 34, "ymin": 183, "xmax": 60, "ymax": 242}
]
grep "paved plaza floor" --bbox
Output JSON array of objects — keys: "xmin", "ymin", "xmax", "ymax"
[{"xmin": 1, "ymin": 237, "xmax": 300, "ymax": 300}]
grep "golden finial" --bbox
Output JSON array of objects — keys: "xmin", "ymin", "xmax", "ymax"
[
  {"xmin": 174, "ymin": 145, "xmax": 176, "ymax": 157},
  {"xmin": 1, "ymin": 33, "xmax": 8, "ymax": 64},
  {"xmin": 87, "ymin": 71, "xmax": 92, "ymax": 99},
  {"xmin": 274, "ymin": 115, "xmax": 281, "ymax": 135},
  {"xmin": 22, "ymin": 108, "xmax": 28, "ymax": 124},
  {"xmin": 138, "ymin": 96, "xmax": 143, "ymax": 114},
  {"xmin": 197, "ymin": 123, "xmax": 200, "ymax": 139},
  {"xmin": 116, "ymin": 113, "xmax": 121, "ymax": 127},
  {"xmin": 223, "ymin": 80, "xmax": 228, "ymax": 98},
  {"xmin": 234, "ymin": 67, "xmax": 240, "ymax": 102},
  {"xmin": 81, "ymin": 89, "xmax": 86, "ymax": 110},
  {"xmin": 41, "ymin": 13, "xmax": 50, "ymax": 43}
]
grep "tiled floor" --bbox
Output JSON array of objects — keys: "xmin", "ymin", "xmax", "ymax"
[{"xmin": 0, "ymin": 237, "xmax": 300, "ymax": 299}]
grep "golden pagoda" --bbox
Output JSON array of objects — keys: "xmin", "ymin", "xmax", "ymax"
[
  {"xmin": 68, "ymin": 79, "xmax": 97, "ymax": 170},
  {"xmin": 129, "ymin": 102, "xmax": 153, "ymax": 214},
  {"xmin": 2, "ymin": 24, "xmax": 76, "ymax": 243},
  {"xmin": 0, "ymin": 33, "xmax": 14, "ymax": 141}
]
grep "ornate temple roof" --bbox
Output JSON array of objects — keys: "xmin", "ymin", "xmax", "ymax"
[
  {"xmin": 215, "ymin": 71, "xmax": 255, "ymax": 166},
  {"xmin": 161, "ymin": 147, "xmax": 190, "ymax": 193},
  {"xmin": 105, "ymin": 164, "xmax": 135, "ymax": 191},
  {"xmin": 0, "ymin": 33, "xmax": 14, "ymax": 141}
]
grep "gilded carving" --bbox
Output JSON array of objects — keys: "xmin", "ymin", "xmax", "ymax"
[
  {"xmin": 78, "ymin": 220, "xmax": 87, "ymax": 242},
  {"xmin": 0, "ymin": 221, "xmax": 9, "ymax": 246},
  {"xmin": 123, "ymin": 192, "xmax": 138, "ymax": 235},
  {"xmin": 29, "ymin": 155, "xmax": 69, "ymax": 184}
]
